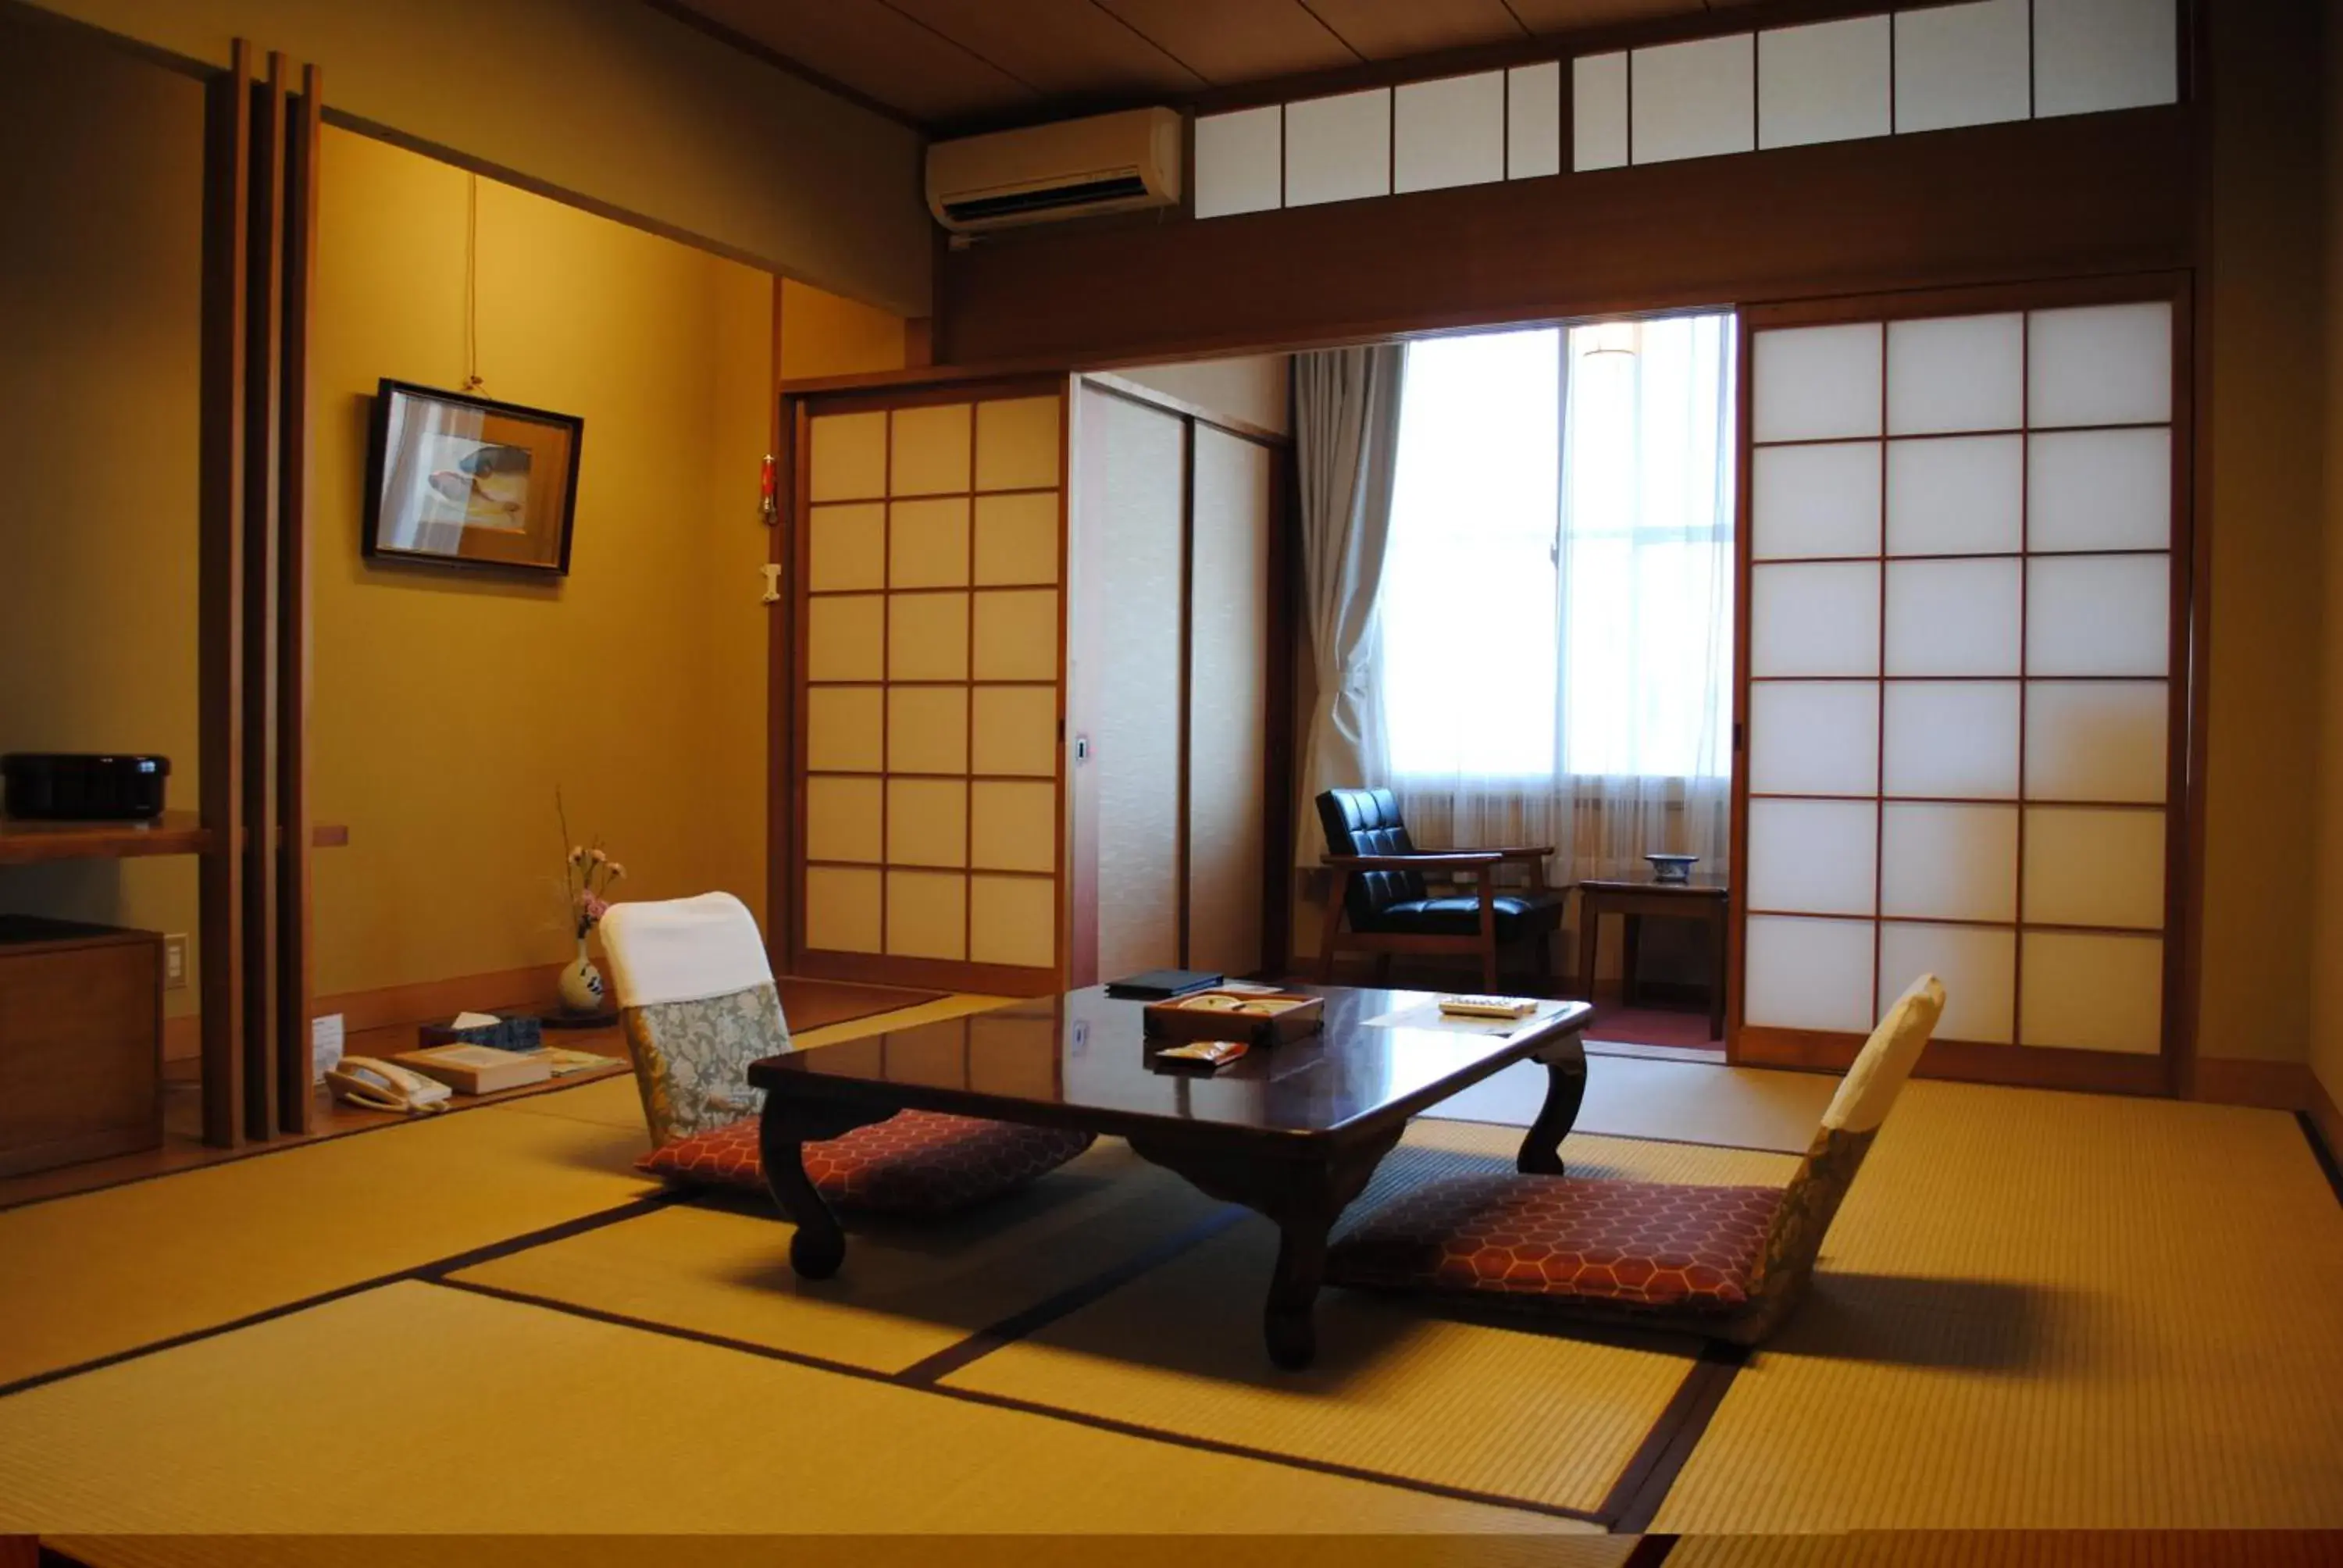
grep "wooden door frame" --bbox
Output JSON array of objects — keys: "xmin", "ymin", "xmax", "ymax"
[{"xmin": 1726, "ymin": 271, "xmax": 2199, "ymax": 1099}]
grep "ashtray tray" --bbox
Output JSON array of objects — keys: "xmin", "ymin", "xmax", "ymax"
[{"xmin": 1143, "ymin": 989, "xmax": 1324, "ymax": 1049}]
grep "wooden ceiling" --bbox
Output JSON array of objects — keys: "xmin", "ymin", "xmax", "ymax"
[{"xmin": 659, "ymin": 0, "xmax": 1724, "ymax": 133}]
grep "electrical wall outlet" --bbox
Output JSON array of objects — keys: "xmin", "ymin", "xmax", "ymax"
[{"xmin": 163, "ymin": 933, "xmax": 189, "ymax": 990}]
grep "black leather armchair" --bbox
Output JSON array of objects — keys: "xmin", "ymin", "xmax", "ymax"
[{"xmin": 1314, "ymin": 787, "xmax": 1567, "ymax": 992}]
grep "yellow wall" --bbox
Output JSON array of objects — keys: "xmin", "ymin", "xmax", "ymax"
[
  {"xmin": 778, "ymin": 279, "xmax": 907, "ymax": 382},
  {"xmin": 2199, "ymin": 0, "xmax": 2328, "ymax": 1064},
  {"xmin": 25, "ymin": 0, "xmax": 930, "ymax": 317},
  {"xmin": 0, "ymin": 9, "xmax": 203, "ymax": 1017},
  {"xmin": 309, "ymin": 127, "xmax": 772, "ymax": 997}
]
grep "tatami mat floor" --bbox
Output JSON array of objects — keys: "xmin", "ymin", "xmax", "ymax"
[{"xmin": 2, "ymin": 994, "xmax": 2339, "ymax": 1544}]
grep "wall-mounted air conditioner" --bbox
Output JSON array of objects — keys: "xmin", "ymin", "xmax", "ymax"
[{"xmin": 926, "ymin": 107, "xmax": 1182, "ymax": 233}]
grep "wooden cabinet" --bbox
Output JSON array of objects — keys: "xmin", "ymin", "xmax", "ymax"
[{"xmin": 0, "ymin": 915, "xmax": 163, "ymax": 1177}]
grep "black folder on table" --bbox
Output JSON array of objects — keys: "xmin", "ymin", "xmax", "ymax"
[{"xmin": 1104, "ymin": 969, "xmax": 1224, "ymax": 1000}]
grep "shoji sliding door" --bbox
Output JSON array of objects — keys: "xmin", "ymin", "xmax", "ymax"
[
  {"xmin": 1734, "ymin": 281, "xmax": 2188, "ymax": 1088},
  {"xmin": 790, "ymin": 378, "xmax": 1068, "ymax": 992}
]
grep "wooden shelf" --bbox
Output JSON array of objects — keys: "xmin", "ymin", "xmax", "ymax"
[
  {"xmin": 0, "ymin": 811, "xmax": 214, "ymax": 864},
  {"xmin": 0, "ymin": 814, "xmax": 350, "ymax": 865}
]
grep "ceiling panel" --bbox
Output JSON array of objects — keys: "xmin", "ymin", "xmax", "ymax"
[
  {"xmin": 1503, "ymin": 0, "xmax": 1709, "ymax": 35},
  {"xmin": 1299, "ymin": 0, "xmax": 1528, "ymax": 60},
  {"xmin": 1093, "ymin": 0, "xmax": 1362, "ymax": 84},
  {"xmin": 676, "ymin": 0, "xmax": 1038, "ymax": 122},
  {"xmin": 886, "ymin": 0, "xmax": 1207, "ymax": 102}
]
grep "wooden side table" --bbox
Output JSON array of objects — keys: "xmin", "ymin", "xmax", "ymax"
[{"xmin": 1574, "ymin": 877, "xmax": 1729, "ymax": 1042}]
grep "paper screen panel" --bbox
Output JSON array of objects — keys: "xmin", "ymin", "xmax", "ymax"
[
  {"xmin": 971, "ymin": 686, "xmax": 1057, "ymax": 776},
  {"xmin": 809, "ymin": 503, "xmax": 884, "ymax": 591},
  {"xmin": 1572, "ymin": 53, "xmax": 1628, "ymax": 171},
  {"xmin": 1749, "ymin": 682, "xmax": 1878, "ymax": 796},
  {"xmin": 2027, "ymin": 302, "xmax": 2173, "ymax": 427},
  {"xmin": 1748, "ymin": 799, "xmax": 1877, "ymax": 916},
  {"xmin": 1745, "ymin": 915, "xmax": 1876, "ymax": 1032},
  {"xmin": 1878, "ymin": 922, "xmax": 2015, "ymax": 1044},
  {"xmin": 1885, "ymin": 558, "xmax": 2022, "ymax": 677},
  {"xmin": 1753, "ymin": 442, "xmax": 1881, "ymax": 560},
  {"xmin": 971, "ymin": 780, "xmax": 1056, "ymax": 875},
  {"xmin": 973, "ymin": 492, "xmax": 1059, "ymax": 585},
  {"xmin": 1880, "ymin": 802, "xmax": 2018, "ymax": 922},
  {"xmin": 1753, "ymin": 323, "xmax": 1882, "ymax": 444},
  {"xmin": 886, "ymin": 686, "xmax": 968, "ymax": 775},
  {"xmin": 887, "ymin": 779, "xmax": 968, "ymax": 869},
  {"xmin": 2027, "ymin": 554, "xmax": 2169, "ymax": 677},
  {"xmin": 808, "ymin": 411, "xmax": 886, "ymax": 503},
  {"xmin": 1892, "ymin": 0, "xmax": 2031, "ymax": 134},
  {"xmin": 2022, "ymin": 806, "xmax": 2166, "ymax": 929},
  {"xmin": 1632, "ymin": 34, "xmax": 1755, "ymax": 165},
  {"xmin": 805, "ymin": 777, "xmax": 883, "ymax": 864},
  {"xmin": 888, "ymin": 498, "xmax": 970, "ymax": 589},
  {"xmin": 2024, "ymin": 681, "xmax": 2166, "ymax": 803},
  {"xmin": 2026, "ymin": 428, "xmax": 2171, "ymax": 553},
  {"xmin": 975, "ymin": 396, "xmax": 1062, "ymax": 491},
  {"xmin": 1886, "ymin": 313, "xmax": 2024, "ymax": 435},
  {"xmin": 806, "ymin": 686, "xmax": 883, "ymax": 772},
  {"xmin": 973, "ymin": 589, "xmax": 1059, "ymax": 681},
  {"xmin": 1193, "ymin": 106, "xmax": 1282, "ymax": 219},
  {"xmin": 969, "ymin": 875, "xmax": 1056, "ymax": 969},
  {"xmin": 1883, "ymin": 681, "xmax": 2020, "ymax": 798},
  {"xmin": 2020, "ymin": 931, "xmax": 2163, "ymax": 1053},
  {"xmin": 1507, "ymin": 62, "xmax": 1561, "ymax": 178},
  {"xmin": 887, "ymin": 591, "xmax": 970, "ymax": 682},
  {"xmin": 1750, "ymin": 561, "xmax": 1879, "ymax": 677},
  {"xmin": 2032, "ymin": 0, "xmax": 2177, "ymax": 118},
  {"xmin": 1886, "ymin": 435, "xmax": 2023, "ymax": 555},
  {"xmin": 886, "ymin": 870, "xmax": 966, "ymax": 960},
  {"xmin": 1394, "ymin": 72, "xmax": 1503, "ymax": 194},
  {"xmin": 808, "ymin": 595, "xmax": 884, "ymax": 682},
  {"xmin": 804, "ymin": 867, "xmax": 883, "ymax": 953},
  {"xmin": 1759, "ymin": 15, "xmax": 1891, "ymax": 150},
  {"xmin": 1285, "ymin": 87, "xmax": 1391, "ymax": 207},
  {"xmin": 889, "ymin": 403, "xmax": 971, "ymax": 497}
]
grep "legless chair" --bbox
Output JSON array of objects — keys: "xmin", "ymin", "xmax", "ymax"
[
  {"xmin": 1325, "ymin": 975, "xmax": 1946, "ymax": 1343},
  {"xmin": 602, "ymin": 892, "xmax": 1092, "ymax": 1213}
]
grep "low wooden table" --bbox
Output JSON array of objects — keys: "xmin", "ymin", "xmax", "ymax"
[
  {"xmin": 747, "ymin": 985, "xmax": 1593, "ymax": 1370},
  {"xmin": 1574, "ymin": 876, "xmax": 1729, "ymax": 1041}
]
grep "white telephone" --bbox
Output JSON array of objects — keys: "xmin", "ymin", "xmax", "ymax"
[{"xmin": 326, "ymin": 1056, "xmax": 453, "ymax": 1115}]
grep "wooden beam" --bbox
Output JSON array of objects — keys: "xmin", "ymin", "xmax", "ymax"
[
  {"xmin": 937, "ymin": 107, "xmax": 2196, "ymax": 367},
  {"xmin": 276, "ymin": 62, "xmax": 323, "ymax": 1132},
  {"xmin": 196, "ymin": 40, "xmax": 252, "ymax": 1149}
]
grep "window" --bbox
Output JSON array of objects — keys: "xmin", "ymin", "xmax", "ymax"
[{"xmin": 1378, "ymin": 315, "xmax": 1736, "ymax": 786}]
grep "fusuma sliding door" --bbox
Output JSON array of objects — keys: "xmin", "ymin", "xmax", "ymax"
[
  {"xmin": 1733, "ymin": 280, "xmax": 2188, "ymax": 1091},
  {"xmin": 789, "ymin": 378, "xmax": 1068, "ymax": 992}
]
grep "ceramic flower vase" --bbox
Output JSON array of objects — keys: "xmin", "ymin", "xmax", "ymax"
[{"xmin": 558, "ymin": 937, "xmax": 607, "ymax": 1015}]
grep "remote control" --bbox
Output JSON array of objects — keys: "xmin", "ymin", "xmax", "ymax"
[{"xmin": 1437, "ymin": 995, "xmax": 1539, "ymax": 1019}]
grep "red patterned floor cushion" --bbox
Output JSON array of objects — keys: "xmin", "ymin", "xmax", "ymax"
[
  {"xmin": 1327, "ymin": 1173, "xmax": 1783, "ymax": 1314},
  {"xmin": 637, "ymin": 1110, "xmax": 1093, "ymax": 1215}
]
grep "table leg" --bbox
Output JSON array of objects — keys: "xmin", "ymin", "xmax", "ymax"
[
  {"xmin": 1517, "ymin": 1028, "xmax": 1590, "ymax": 1176},
  {"xmin": 1575, "ymin": 896, "xmax": 1599, "ymax": 1003},
  {"xmin": 1622, "ymin": 914, "xmax": 1642, "ymax": 1007},
  {"xmin": 758, "ymin": 1092, "xmax": 886, "ymax": 1281},
  {"xmin": 1127, "ymin": 1124, "xmax": 1404, "ymax": 1370}
]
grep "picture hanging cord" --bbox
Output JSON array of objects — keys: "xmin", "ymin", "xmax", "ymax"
[{"xmin": 462, "ymin": 173, "xmax": 484, "ymax": 393}]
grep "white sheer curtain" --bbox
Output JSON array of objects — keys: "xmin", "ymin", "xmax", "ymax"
[{"xmin": 1379, "ymin": 314, "xmax": 1736, "ymax": 881}]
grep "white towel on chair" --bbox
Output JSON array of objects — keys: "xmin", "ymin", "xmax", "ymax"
[{"xmin": 600, "ymin": 891, "xmax": 773, "ymax": 1010}]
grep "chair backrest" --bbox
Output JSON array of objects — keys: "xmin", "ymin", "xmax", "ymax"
[
  {"xmin": 599, "ymin": 891, "xmax": 791, "ymax": 1146},
  {"xmin": 1316, "ymin": 786, "xmax": 1428, "ymax": 921},
  {"xmin": 1738, "ymin": 973, "xmax": 1946, "ymax": 1338}
]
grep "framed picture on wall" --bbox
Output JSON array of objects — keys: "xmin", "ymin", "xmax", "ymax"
[{"xmin": 362, "ymin": 380, "xmax": 585, "ymax": 575}]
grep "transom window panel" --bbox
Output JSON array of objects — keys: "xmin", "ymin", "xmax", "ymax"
[
  {"xmin": 800, "ymin": 389, "xmax": 1065, "ymax": 976},
  {"xmin": 1742, "ymin": 297, "xmax": 2181, "ymax": 1056},
  {"xmin": 1196, "ymin": 5, "xmax": 2177, "ymax": 219}
]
